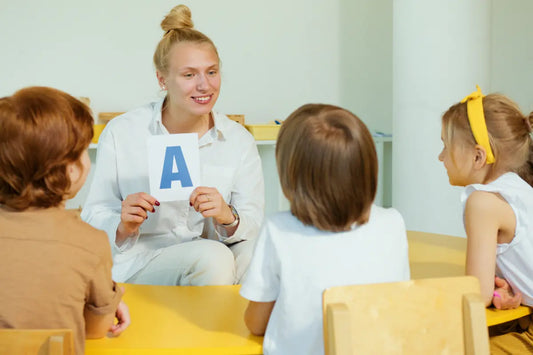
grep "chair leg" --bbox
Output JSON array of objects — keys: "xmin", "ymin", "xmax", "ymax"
[
  {"xmin": 48, "ymin": 335, "xmax": 64, "ymax": 355},
  {"xmin": 326, "ymin": 303, "xmax": 352, "ymax": 355},
  {"xmin": 463, "ymin": 293, "xmax": 490, "ymax": 355}
]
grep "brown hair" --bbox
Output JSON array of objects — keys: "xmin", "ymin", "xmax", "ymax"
[
  {"xmin": 276, "ymin": 104, "xmax": 378, "ymax": 232},
  {"xmin": 153, "ymin": 4, "xmax": 219, "ymax": 75},
  {"xmin": 442, "ymin": 94, "xmax": 533, "ymax": 186},
  {"xmin": 0, "ymin": 86, "xmax": 93, "ymax": 210}
]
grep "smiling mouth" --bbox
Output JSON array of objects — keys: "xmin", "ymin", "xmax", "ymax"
[{"xmin": 192, "ymin": 95, "xmax": 213, "ymax": 104}]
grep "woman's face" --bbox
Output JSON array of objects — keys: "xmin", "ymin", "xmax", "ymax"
[{"xmin": 159, "ymin": 42, "xmax": 221, "ymax": 117}]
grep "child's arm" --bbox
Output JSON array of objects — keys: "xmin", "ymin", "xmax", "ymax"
[
  {"xmin": 464, "ymin": 191, "xmax": 503, "ymax": 306},
  {"xmin": 244, "ymin": 300, "xmax": 275, "ymax": 336}
]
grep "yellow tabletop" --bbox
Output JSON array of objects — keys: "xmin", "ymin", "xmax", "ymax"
[
  {"xmin": 85, "ymin": 284, "xmax": 262, "ymax": 355},
  {"xmin": 407, "ymin": 230, "xmax": 532, "ymax": 327},
  {"xmin": 85, "ymin": 231, "xmax": 530, "ymax": 354}
]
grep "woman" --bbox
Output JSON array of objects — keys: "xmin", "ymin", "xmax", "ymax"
[{"xmin": 82, "ymin": 5, "xmax": 264, "ymax": 286}]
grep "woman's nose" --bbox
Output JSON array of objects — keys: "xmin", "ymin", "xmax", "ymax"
[{"xmin": 196, "ymin": 74, "xmax": 208, "ymax": 91}]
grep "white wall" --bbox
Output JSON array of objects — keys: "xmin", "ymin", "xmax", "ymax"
[
  {"xmin": 491, "ymin": 0, "xmax": 533, "ymax": 114},
  {"xmin": 339, "ymin": 0, "xmax": 392, "ymax": 133},
  {"xmin": 2, "ymin": 1, "xmax": 531, "ymax": 235},
  {"xmin": 392, "ymin": 0, "xmax": 491, "ymax": 238},
  {"xmin": 392, "ymin": 0, "xmax": 533, "ymax": 237},
  {"xmin": 0, "ymin": 0, "xmax": 340, "ymax": 122}
]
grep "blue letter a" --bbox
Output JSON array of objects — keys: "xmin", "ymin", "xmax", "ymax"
[{"xmin": 160, "ymin": 146, "xmax": 193, "ymax": 189}]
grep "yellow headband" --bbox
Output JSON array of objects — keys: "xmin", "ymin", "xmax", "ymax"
[{"xmin": 460, "ymin": 85, "xmax": 495, "ymax": 164}]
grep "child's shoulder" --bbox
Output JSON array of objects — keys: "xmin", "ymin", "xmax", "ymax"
[
  {"xmin": 262, "ymin": 211, "xmax": 301, "ymax": 232},
  {"xmin": 367, "ymin": 205, "xmax": 405, "ymax": 227},
  {"xmin": 462, "ymin": 172, "xmax": 533, "ymax": 206},
  {"xmin": 264, "ymin": 206, "xmax": 405, "ymax": 235},
  {"xmin": 0, "ymin": 207, "xmax": 111, "ymax": 260},
  {"xmin": 48, "ymin": 209, "xmax": 112, "ymax": 258}
]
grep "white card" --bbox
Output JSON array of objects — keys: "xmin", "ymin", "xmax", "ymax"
[{"xmin": 147, "ymin": 133, "xmax": 200, "ymax": 201}]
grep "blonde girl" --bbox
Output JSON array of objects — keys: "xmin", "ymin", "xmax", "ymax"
[{"xmin": 439, "ymin": 86, "xmax": 533, "ymax": 353}]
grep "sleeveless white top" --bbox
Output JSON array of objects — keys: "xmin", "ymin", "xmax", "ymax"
[{"xmin": 462, "ymin": 172, "xmax": 533, "ymax": 306}]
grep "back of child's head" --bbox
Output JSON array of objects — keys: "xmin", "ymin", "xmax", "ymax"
[
  {"xmin": 276, "ymin": 103, "xmax": 377, "ymax": 232},
  {"xmin": 442, "ymin": 92, "xmax": 533, "ymax": 186},
  {"xmin": 0, "ymin": 86, "xmax": 93, "ymax": 210}
]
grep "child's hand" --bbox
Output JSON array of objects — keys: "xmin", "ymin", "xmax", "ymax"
[
  {"xmin": 492, "ymin": 276, "xmax": 522, "ymax": 310},
  {"xmin": 109, "ymin": 300, "xmax": 130, "ymax": 336}
]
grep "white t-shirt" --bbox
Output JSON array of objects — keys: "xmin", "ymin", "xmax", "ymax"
[
  {"xmin": 461, "ymin": 172, "xmax": 533, "ymax": 306},
  {"xmin": 240, "ymin": 205, "xmax": 410, "ymax": 355},
  {"xmin": 81, "ymin": 98, "xmax": 264, "ymax": 281}
]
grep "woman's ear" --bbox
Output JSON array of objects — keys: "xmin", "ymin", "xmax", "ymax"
[
  {"xmin": 156, "ymin": 71, "xmax": 166, "ymax": 90},
  {"xmin": 473, "ymin": 144, "xmax": 488, "ymax": 168}
]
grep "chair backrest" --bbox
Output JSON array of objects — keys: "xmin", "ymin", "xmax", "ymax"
[
  {"xmin": 0, "ymin": 329, "xmax": 74, "ymax": 355},
  {"xmin": 323, "ymin": 276, "xmax": 489, "ymax": 355}
]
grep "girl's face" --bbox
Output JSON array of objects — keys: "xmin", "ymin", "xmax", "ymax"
[
  {"xmin": 159, "ymin": 42, "xmax": 220, "ymax": 118},
  {"xmin": 438, "ymin": 127, "xmax": 477, "ymax": 187}
]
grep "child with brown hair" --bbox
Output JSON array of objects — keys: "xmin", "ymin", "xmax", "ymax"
[
  {"xmin": 439, "ymin": 86, "xmax": 533, "ymax": 353},
  {"xmin": 0, "ymin": 86, "xmax": 129, "ymax": 354},
  {"xmin": 240, "ymin": 104, "xmax": 410, "ymax": 355}
]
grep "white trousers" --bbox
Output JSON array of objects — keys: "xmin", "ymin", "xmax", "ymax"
[{"xmin": 125, "ymin": 238, "xmax": 255, "ymax": 286}]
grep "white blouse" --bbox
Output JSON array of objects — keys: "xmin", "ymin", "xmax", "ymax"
[{"xmin": 82, "ymin": 98, "xmax": 264, "ymax": 281}]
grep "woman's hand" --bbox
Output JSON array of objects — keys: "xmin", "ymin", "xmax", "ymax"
[
  {"xmin": 109, "ymin": 300, "xmax": 130, "ymax": 336},
  {"xmin": 189, "ymin": 187, "xmax": 234, "ymax": 225},
  {"xmin": 492, "ymin": 276, "xmax": 522, "ymax": 310},
  {"xmin": 116, "ymin": 192, "xmax": 159, "ymax": 244}
]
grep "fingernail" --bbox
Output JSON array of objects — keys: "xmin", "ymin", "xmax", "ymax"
[
  {"xmin": 152, "ymin": 208, "xmax": 155, "ymax": 213},
  {"xmin": 155, "ymin": 201, "xmax": 160, "ymax": 206},
  {"xmin": 145, "ymin": 216, "xmax": 148, "ymax": 220},
  {"xmin": 493, "ymin": 291, "xmax": 501, "ymax": 298},
  {"xmin": 189, "ymin": 202, "xmax": 192, "ymax": 206}
]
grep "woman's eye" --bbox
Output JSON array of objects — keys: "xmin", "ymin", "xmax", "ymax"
[
  {"xmin": 208, "ymin": 70, "xmax": 218, "ymax": 76},
  {"xmin": 183, "ymin": 73, "xmax": 194, "ymax": 78}
]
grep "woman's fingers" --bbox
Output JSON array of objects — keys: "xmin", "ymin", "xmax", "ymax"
[
  {"xmin": 123, "ymin": 192, "xmax": 158, "ymax": 213},
  {"xmin": 118, "ymin": 193, "xmax": 159, "ymax": 238}
]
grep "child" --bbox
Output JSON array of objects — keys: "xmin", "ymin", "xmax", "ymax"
[
  {"xmin": 439, "ymin": 86, "xmax": 533, "ymax": 353},
  {"xmin": 0, "ymin": 87, "xmax": 129, "ymax": 354},
  {"xmin": 240, "ymin": 104, "xmax": 410, "ymax": 355}
]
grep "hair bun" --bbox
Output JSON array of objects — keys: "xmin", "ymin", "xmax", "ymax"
[{"xmin": 161, "ymin": 4, "xmax": 194, "ymax": 33}]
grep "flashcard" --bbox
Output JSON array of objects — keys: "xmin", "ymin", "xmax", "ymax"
[{"xmin": 147, "ymin": 133, "xmax": 200, "ymax": 201}]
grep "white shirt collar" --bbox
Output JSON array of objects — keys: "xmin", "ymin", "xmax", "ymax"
[{"xmin": 150, "ymin": 97, "xmax": 228, "ymax": 144}]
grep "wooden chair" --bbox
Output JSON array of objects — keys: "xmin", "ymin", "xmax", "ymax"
[
  {"xmin": 323, "ymin": 276, "xmax": 489, "ymax": 355},
  {"xmin": 0, "ymin": 329, "xmax": 74, "ymax": 355}
]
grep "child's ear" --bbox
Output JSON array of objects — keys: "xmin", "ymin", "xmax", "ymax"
[
  {"xmin": 66, "ymin": 161, "xmax": 83, "ymax": 187},
  {"xmin": 473, "ymin": 144, "xmax": 487, "ymax": 168}
]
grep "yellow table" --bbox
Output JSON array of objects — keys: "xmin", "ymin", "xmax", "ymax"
[
  {"xmin": 407, "ymin": 230, "xmax": 532, "ymax": 327},
  {"xmin": 85, "ymin": 284, "xmax": 262, "ymax": 355},
  {"xmin": 85, "ymin": 231, "xmax": 530, "ymax": 354}
]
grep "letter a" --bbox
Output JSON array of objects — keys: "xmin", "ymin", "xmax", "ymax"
[{"xmin": 160, "ymin": 146, "xmax": 193, "ymax": 189}]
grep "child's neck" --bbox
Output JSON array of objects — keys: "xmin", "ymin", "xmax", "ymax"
[{"xmin": 478, "ymin": 166, "xmax": 509, "ymax": 185}]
